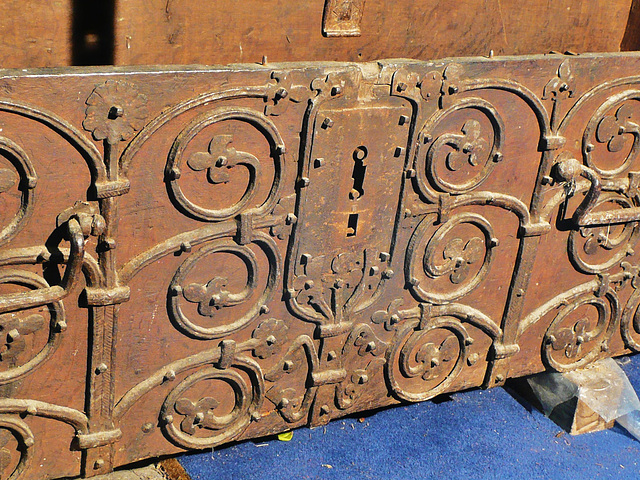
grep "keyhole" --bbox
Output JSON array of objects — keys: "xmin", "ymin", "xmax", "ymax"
[
  {"xmin": 346, "ymin": 146, "xmax": 367, "ymax": 237},
  {"xmin": 349, "ymin": 146, "xmax": 368, "ymax": 200},
  {"xmin": 347, "ymin": 213, "xmax": 358, "ymax": 237}
]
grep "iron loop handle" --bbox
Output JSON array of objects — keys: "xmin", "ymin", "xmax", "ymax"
[
  {"xmin": 553, "ymin": 157, "xmax": 640, "ymax": 227},
  {"xmin": 0, "ymin": 217, "xmax": 86, "ymax": 314}
]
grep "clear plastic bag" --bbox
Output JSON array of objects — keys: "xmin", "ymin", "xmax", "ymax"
[{"xmin": 527, "ymin": 358, "xmax": 640, "ymax": 438}]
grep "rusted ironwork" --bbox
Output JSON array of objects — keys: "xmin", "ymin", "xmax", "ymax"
[{"xmin": 2, "ymin": 53, "xmax": 640, "ymax": 479}]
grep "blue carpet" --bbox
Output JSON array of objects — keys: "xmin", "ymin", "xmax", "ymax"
[{"xmin": 179, "ymin": 355, "xmax": 640, "ymax": 480}]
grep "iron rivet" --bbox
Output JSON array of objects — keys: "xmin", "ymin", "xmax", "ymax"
[
  {"xmin": 327, "ymin": 351, "xmax": 337, "ymax": 361},
  {"xmin": 24, "ymin": 437, "xmax": 35, "ymax": 447},
  {"xmin": 541, "ymin": 176, "xmax": 554, "ymax": 185},
  {"xmin": 298, "ymin": 177, "xmax": 310, "ymax": 188},
  {"xmin": 394, "ymin": 146, "xmax": 405, "ymax": 157},
  {"xmin": 108, "ymin": 105, "xmax": 124, "ymax": 119},
  {"xmin": 409, "ymin": 277, "xmax": 420, "ymax": 286},
  {"xmin": 171, "ymin": 285, "xmax": 183, "ymax": 296},
  {"xmin": 399, "ymin": 115, "xmax": 409, "ymax": 125},
  {"xmin": 380, "ymin": 252, "xmax": 391, "ymax": 262},
  {"xmin": 275, "ymin": 87, "xmax": 288, "ymax": 99},
  {"xmin": 141, "ymin": 422, "xmax": 154, "ymax": 433},
  {"xmin": 321, "ymin": 117, "xmax": 334, "ymax": 129},
  {"xmin": 169, "ymin": 167, "xmax": 181, "ymax": 180},
  {"xmin": 102, "ymin": 238, "xmax": 116, "ymax": 251},
  {"xmin": 331, "ymin": 86, "xmax": 342, "ymax": 96},
  {"xmin": 215, "ymin": 156, "xmax": 228, "ymax": 167},
  {"xmin": 260, "ymin": 305, "xmax": 270, "ymax": 314},
  {"xmin": 489, "ymin": 238, "xmax": 499, "ymax": 248},
  {"xmin": 27, "ymin": 177, "xmax": 37, "ymax": 189},
  {"xmin": 370, "ymin": 266, "xmax": 379, "ymax": 275},
  {"xmin": 94, "ymin": 459, "xmax": 105, "ymax": 470},
  {"xmin": 164, "ymin": 414, "xmax": 174, "ymax": 424},
  {"xmin": 56, "ymin": 321, "xmax": 67, "ymax": 332},
  {"xmin": 314, "ymin": 158, "xmax": 325, "ymax": 168},
  {"xmin": 448, "ymin": 85, "xmax": 459, "ymax": 94},
  {"xmin": 320, "ymin": 405, "xmax": 330, "ymax": 415},
  {"xmin": 304, "ymin": 280, "xmax": 314, "ymax": 289},
  {"xmin": 180, "ymin": 241, "xmax": 192, "ymax": 253},
  {"xmin": 7, "ymin": 329, "xmax": 20, "ymax": 342},
  {"xmin": 406, "ymin": 169, "xmax": 416, "ymax": 178},
  {"xmin": 495, "ymin": 374, "xmax": 505, "ymax": 383},
  {"xmin": 493, "ymin": 152, "xmax": 503, "ymax": 163},
  {"xmin": 164, "ymin": 370, "xmax": 176, "ymax": 381},
  {"xmin": 26, "ymin": 406, "xmax": 37, "ymax": 416},
  {"xmin": 423, "ymin": 134, "xmax": 432, "ymax": 143},
  {"xmin": 278, "ymin": 398, "xmax": 290, "ymax": 409},
  {"xmin": 38, "ymin": 249, "xmax": 50, "ymax": 263},
  {"xmin": 382, "ymin": 269, "xmax": 394, "ymax": 279},
  {"xmin": 283, "ymin": 360, "xmax": 294, "ymax": 371},
  {"xmin": 396, "ymin": 82, "xmax": 408, "ymax": 92},
  {"xmin": 95, "ymin": 363, "xmax": 108, "ymax": 374},
  {"xmin": 286, "ymin": 213, "xmax": 298, "ymax": 225},
  {"xmin": 467, "ymin": 353, "xmax": 479, "ymax": 366},
  {"xmin": 585, "ymin": 143, "xmax": 595, "ymax": 153}
]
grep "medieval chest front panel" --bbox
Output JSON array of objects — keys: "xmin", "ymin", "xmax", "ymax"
[{"xmin": 2, "ymin": 54, "xmax": 640, "ymax": 479}]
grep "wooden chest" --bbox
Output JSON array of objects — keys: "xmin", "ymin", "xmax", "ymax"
[{"xmin": 2, "ymin": 2, "xmax": 640, "ymax": 479}]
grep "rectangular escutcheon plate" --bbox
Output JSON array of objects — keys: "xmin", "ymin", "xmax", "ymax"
[
  {"xmin": 297, "ymin": 102, "xmax": 410, "ymax": 262},
  {"xmin": 4, "ymin": 53, "xmax": 640, "ymax": 479}
]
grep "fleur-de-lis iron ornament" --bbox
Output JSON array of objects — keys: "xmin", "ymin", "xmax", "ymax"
[
  {"xmin": 543, "ymin": 60, "xmax": 575, "ymax": 128},
  {"xmin": 414, "ymin": 335, "xmax": 459, "ymax": 381},
  {"xmin": 371, "ymin": 298, "xmax": 404, "ymax": 331},
  {"xmin": 596, "ymin": 103, "xmax": 639, "ymax": 152},
  {"xmin": 550, "ymin": 318, "xmax": 589, "ymax": 358},
  {"xmin": 439, "ymin": 236, "xmax": 485, "ymax": 284},
  {"xmin": 543, "ymin": 60, "xmax": 574, "ymax": 101},
  {"xmin": 0, "ymin": 313, "xmax": 45, "ymax": 364},
  {"xmin": 187, "ymin": 135, "xmax": 260, "ymax": 185},
  {"xmin": 182, "ymin": 277, "xmax": 233, "ymax": 316},
  {"xmin": 445, "ymin": 120, "xmax": 488, "ymax": 172},
  {"xmin": 265, "ymin": 71, "xmax": 307, "ymax": 116},
  {"xmin": 580, "ymin": 226, "xmax": 614, "ymax": 255},
  {"xmin": 174, "ymin": 397, "xmax": 221, "ymax": 435}
]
